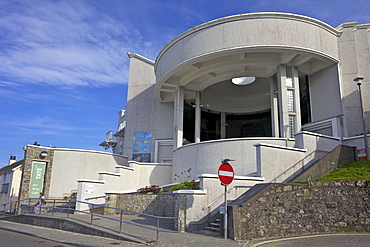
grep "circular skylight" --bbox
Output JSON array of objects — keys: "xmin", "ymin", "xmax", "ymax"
[{"xmin": 232, "ymin": 77, "xmax": 256, "ymax": 85}]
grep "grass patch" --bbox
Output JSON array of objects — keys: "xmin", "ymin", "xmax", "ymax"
[{"xmin": 314, "ymin": 160, "xmax": 370, "ymax": 181}]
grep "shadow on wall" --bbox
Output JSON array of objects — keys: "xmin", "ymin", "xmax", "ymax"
[
  {"xmin": 342, "ymin": 89, "xmax": 369, "ymax": 137},
  {"xmin": 148, "ymin": 164, "xmax": 173, "ymax": 187}
]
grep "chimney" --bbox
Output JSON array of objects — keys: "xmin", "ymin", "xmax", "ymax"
[{"xmin": 8, "ymin": 155, "xmax": 16, "ymax": 165}]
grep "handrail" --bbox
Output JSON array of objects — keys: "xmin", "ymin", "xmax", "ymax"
[
  {"xmin": 84, "ymin": 195, "xmax": 106, "ymax": 200},
  {"xmin": 202, "ymin": 186, "xmax": 252, "ymax": 211},
  {"xmin": 0, "ymin": 198, "xmax": 181, "ymax": 243},
  {"xmin": 271, "ymin": 149, "xmax": 328, "ymax": 183}
]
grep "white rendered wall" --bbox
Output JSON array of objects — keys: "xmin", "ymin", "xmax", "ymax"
[
  {"xmin": 172, "ymin": 138, "xmax": 295, "ymax": 182},
  {"xmin": 48, "ymin": 149, "xmax": 128, "ymax": 198},
  {"xmin": 337, "ymin": 23, "xmax": 370, "ymax": 137},
  {"xmin": 309, "ymin": 65, "xmax": 343, "ymax": 122},
  {"xmin": 156, "ymin": 13, "xmax": 340, "ymax": 81},
  {"xmin": 124, "ymin": 54, "xmax": 174, "ymax": 162},
  {"xmin": 10, "ymin": 166, "xmax": 22, "ymax": 202},
  {"xmin": 76, "ymin": 162, "xmax": 172, "ymax": 211}
]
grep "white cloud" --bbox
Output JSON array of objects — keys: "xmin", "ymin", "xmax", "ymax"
[
  {"xmin": 0, "ymin": 0, "xmax": 143, "ymax": 87},
  {"xmin": 8, "ymin": 116, "xmax": 86, "ymax": 133}
]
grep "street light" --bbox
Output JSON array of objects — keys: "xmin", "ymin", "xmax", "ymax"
[{"xmin": 354, "ymin": 77, "xmax": 369, "ymax": 160}]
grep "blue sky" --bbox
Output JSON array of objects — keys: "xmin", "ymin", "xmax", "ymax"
[{"xmin": 1, "ymin": 0, "xmax": 370, "ymax": 167}]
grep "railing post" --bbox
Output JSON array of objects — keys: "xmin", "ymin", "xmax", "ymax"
[
  {"xmin": 156, "ymin": 217, "xmax": 160, "ymax": 243},
  {"xmin": 119, "ymin": 210, "xmax": 123, "ymax": 233},
  {"xmin": 90, "ymin": 204, "xmax": 94, "ymax": 224},
  {"xmin": 16, "ymin": 199, "xmax": 20, "ymax": 215},
  {"xmin": 3, "ymin": 204, "xmax": 5, "ymax": 216},
  {"xmin": 67, "ymin": 199, "xmax": 70, "ymax": 218},
  {"xmin": 52, "ymin": 199, "xmax": 56, "ymax": 216}
]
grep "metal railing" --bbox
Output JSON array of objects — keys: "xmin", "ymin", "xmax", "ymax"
[
  {"xmin": 0, "ymin": 198, "xmax": 181, "ymax": 243},
  {"xmin": 271, "ymin": 149, "xmax": 328, "ymax": 183}
]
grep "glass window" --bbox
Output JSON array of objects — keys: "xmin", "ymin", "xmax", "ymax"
[
  {"xmin": 289, "ymin": 115, "xmax": 296, "ymax": 138},
  {"xmin": 4, "ymin": 173, "xmax": 10, "ymax": 183},
  {"xmin": 287, "ymin": 89, "xmax": 295, "ymax": 112},
  {"xmin": 1, "ymin": 173, "xmax": 10, "ymax": 193},
  {"xmin": 226, "ymin": 111, "xmax": 272, "ymax": 138},
  {"xmin": 286, "ymin": 66, "xmax": 293, "ymax": 87}
]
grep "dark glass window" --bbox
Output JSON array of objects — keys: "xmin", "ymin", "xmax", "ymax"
[
  {"xmin": 183, "ymin": 102, "xmax": 195, "ymax": 143},
  {"xmin": 201, "ymin": 111, "xmax": 221, "ymax": 141},
  {"xmin": 299, "ymin": 75, "xmax": 311, "ymax": 125},
  {"xmin": 226, "ymin": 111, "xmax": 272, "ymax": 138}
]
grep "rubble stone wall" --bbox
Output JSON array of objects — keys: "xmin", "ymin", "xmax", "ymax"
[{"xmin": 230, "ymin": 181, "xmax": 370, "ymax": 240}]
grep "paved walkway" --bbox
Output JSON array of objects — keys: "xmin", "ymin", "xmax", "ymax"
[
  {"xmin": 0, "ymin": 212, "xmax": 248, "ymax": 246},
  {"xmin": 1, "ymin": 212, "xmax": 369, "ymax": 246}
]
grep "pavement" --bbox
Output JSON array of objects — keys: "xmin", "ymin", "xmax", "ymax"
[{"xmin": 0, "ymin": 212, "xmax": 369, "ymax": 247}]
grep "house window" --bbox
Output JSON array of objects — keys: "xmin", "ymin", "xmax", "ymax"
[{"xmin": 1, "ymin": 173, "xmax": 10, "ymax": 193}]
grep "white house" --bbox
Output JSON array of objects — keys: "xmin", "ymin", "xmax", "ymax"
[{"xmin": 0, "ymin": 156, "xmax": 23, "ymax": 209}]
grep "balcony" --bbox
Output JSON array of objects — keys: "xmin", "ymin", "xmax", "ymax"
[{"xmin": 99, "ymin": 130, "xmax": 118, "ymax": 150}]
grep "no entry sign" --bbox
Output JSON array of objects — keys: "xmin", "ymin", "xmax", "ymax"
[{"xmin": 218, "ymin": 162, "xmax": 234, "ymax": 185}]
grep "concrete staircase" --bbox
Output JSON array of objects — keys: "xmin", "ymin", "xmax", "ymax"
[{"xmin": 205, "ymin": 216, "xmax": 221, "ymax": 232}]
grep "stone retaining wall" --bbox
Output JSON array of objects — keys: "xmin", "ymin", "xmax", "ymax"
[
  {"xmin": 104, "ymin": 193, "xmax": 188, "ymax": 231},
  {"xmin": 229, "ymin": 181, "xmax": 370, "ymax": 240}
]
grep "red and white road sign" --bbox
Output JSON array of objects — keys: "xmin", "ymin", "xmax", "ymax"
[{"xmin": 218, "ymin": 163, "xmax": 234, "ymax": 185}]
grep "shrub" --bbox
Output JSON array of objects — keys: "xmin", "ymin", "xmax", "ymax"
[
  {"xmin": 137, "ymin": 185, "xmax": 161, "ymax": 194},
  {"xmin": 170, "ymin": 180, "xmax": 199, "ymax": 191}
]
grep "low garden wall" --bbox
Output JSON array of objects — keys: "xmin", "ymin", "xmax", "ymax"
[{"xmin": 229, "ymin": 180, "xmax": 370, "ymax": 240}]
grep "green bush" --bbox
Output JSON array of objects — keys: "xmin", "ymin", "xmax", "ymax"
[{"xmin": 170, "ymin": 180, "xmax": 199, "ymax": 191}]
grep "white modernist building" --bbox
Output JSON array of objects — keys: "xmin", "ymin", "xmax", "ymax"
[
  {"xmin": 103, "ymin": 12, "xmax": 369, "ymax": 181},
  {"xmin": 2, "ymin": 12, "xmax": 369, "ymax": 226}
]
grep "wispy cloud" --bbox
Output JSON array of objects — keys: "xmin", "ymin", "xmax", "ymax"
[
  {"xmin": 0, "ymin": 0, "xmax": 141, "ymax": 87},
  {"xmin": 6, "ymin": 115, "xmax": 88, "ymax": 133}
]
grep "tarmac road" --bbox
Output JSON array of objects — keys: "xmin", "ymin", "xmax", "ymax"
[
  {"xmin": 1, "ymin": 215, "xmax": 370, "ymax": 247},
  {"xmin": 0, "ymin": 228, "xmax": 74, "ymax": 247}
]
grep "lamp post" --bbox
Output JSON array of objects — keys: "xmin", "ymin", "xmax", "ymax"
[{"xmin": 354, "ymin": 77, "xmax": 369, "ymax": 160}]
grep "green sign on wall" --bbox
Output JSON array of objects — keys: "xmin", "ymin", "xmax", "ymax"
[{"xmin": 29, "ymin": 162, "xmax": 46, "ymax": 197}]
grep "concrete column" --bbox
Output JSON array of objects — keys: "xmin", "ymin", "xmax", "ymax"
[
  {"xmin": 174, "ymin": 87, "xmax": 184, "ymax": 148},
  {"xmin": 270, "ymin": 76, "xmax": 279, "ymax": 137},
  {"xmin": 277, "ymin": 65, "xmax": 289, "ymax": 138},
  {"xmin": 277, "ymin": 65, "xmax": 301, "ymax": 138},
  {"xmin": 292, "ymin": 66, "xmax": 301, "ymax": 134},
  {"xmin": 195, "ymin": 91, "xmax": 201, "ymax": 143}
]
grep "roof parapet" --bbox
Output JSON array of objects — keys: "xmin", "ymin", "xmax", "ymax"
[{"xmin": 127, "ymin": 53, "xmax": 155, "ymax": 65}]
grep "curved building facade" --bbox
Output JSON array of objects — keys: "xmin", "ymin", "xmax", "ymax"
[{"xmin": 111, "ymin": 12, "xmax": 369, "ymax": 182}]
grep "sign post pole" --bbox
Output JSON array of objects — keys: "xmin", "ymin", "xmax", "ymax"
[
  {"xmin": 218, "ymin": 159, "xmax": 235, "ymax": 239},
  {"xmin": 223, "ymin": 183, "xmax": 228, "ymax": 239}
]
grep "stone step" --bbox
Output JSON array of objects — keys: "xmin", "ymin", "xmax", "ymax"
[
  {"xmin": 205, "ymin": 226, "xmax": 221, "ymax": 232},
  {"xmin": 210, "ymin": 222, "xmax": 220, "ymax": 227}
]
